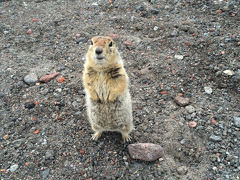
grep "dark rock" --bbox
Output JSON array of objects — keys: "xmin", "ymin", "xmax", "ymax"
[
  {"xmin": 174, "ymin": 96, "xmax": 190, "ymax": 107},
  {"xmin": 24, "ymin": 102, "xmax": 35, "ymax": 109},
  {"xmin": 128, "ymin": 143, "xmax": 164, "ymax": 161},
  {"xmin": 150, "ymin": 8, "xmax": 160, "ymax": 15},
  {"xmin": 209, "ymin": 134, "xmax": 222, "ymax": 142},
  {"xmin": 136, "ymin": 5, "xmax": 145, "ymax": 11},
  {"xmin": 0, "ymin": 92, "xmax": 4, "ymax": 98}
]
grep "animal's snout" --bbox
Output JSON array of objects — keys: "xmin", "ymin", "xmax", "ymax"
[{"xmin": 95, "ymin": 48, "xmax": 103, "ymax": 55}]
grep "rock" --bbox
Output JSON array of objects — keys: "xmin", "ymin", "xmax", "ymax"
[
  {"xmin": 153, "ymin": 26, "xmax": 159, "ymax": 31},
  {"xmin": 189, "ymin": 121, "xmax": 197, "ymax": 128},
  {"xmin": 45, "ymin": 150, "xmax": 54, "ymax": 160},
  {"xmin": 233, "ymin": 117, "xmax": 240, "ymax": 128},
  {"xmin": 24, "ymin": 73, "xmax": 38, "ymax": 85},
  {"xmin": 76, "ymin": 37, "xmax": 87, "ymax": 44},
  {"xmin": 174, "ymin": 55, "xmax": 184, "ymax": 60},
  {"xmin": 180, "ymin": 139, "xmax": 185, "ymax": 145},
  {"xmin": 9, "ymin": 164, "xmax": 18, "ymax": 172},
  {"xmin": 24, "ymin": 102, "xmax": 35, "ymax": 109},
  {"xmin": 136, "ymin": 5, "xmax": 144, "ymax": 11},
  {"xmin": 176, "ymin": 166, "xmax": 188, "ymax": 175},
  {"xmin": 223, "ymin": 70, "xmax": 234, "ymax": 76},
  {"xmin": 150, "ymin": 8, "xmax": 160, "ymax": 15},
  {"xmin": 185, "ymin": 105, "xmax": 195, "ymax": 113},
  {"xmin": 174, "ymin": 96, "xmax": 190, "ymax": 107},
  {"xmin": 128, "ymin": 143, "xmax": 164, "ymax": 161},
  {"xmin": 40, "ymin": 72, "xmax": 60, "ymax": 83},
  {"xmin": 41, "ymin": 168, "xmax": 50, "ymax": 179},
  {"xmin": 26, "ymin": 29, "xmax": 32, "ymax": 34},
  {"xmin": 209, "ymin": 134, "xmax": 222, "ymax": 142},
  {"xmin": 170, "ymin": 30, "xmax": 178, "ymax": 37},
  {"xmin": 204, "ymin": 86, "xmax": 212, "ymax": 94},
  {"xmin": 0, "ymin": 92, "xmax": 4, "ymax": 98}
]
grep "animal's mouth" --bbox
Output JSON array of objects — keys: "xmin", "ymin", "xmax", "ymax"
[{"xmin": 95, "ymin": 55, "xmax": 105, "ymax": 61}]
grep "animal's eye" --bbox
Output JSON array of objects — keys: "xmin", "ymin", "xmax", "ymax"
[
  {"xmin": 90, "ymin": 41, "xmax": 93, "ymax": 45},
  {"xmin": 109, "ymin": 41, "xmax": 113, "ymax": 47}
]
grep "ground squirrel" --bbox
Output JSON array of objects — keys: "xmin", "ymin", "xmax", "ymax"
[{"xmin": 83, "ymin": 36, "xmax": 134, "ymax": 142}]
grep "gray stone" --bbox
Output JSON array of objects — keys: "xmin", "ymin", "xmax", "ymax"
[
  {"xmin": 45, "ymin": 150, "xmax": 54, "ymax": 159},
  {"xmin": 9, "ymin": 164, "xmax": 18, "ymax": 172},
  {"xmin": 41, "ymin": 168, "xmax": 50, "ymax": 179},
  {"xmin": 209, "ymin": 134, "xmax": 222, "ymax": 142},
  {"xmin": 128, "ymin": 143, "xmax": 164, "ymax": 161},
  {"xmin": 24, "ymin": 73, "xmax": 38, "ymax": 85},
  {"xmin": 176, "ymin": 166, "xmax": 188, "ymax": 175},
  {"xmin": 233, "ymin": 117, "xmax": 240, "ymax": 128},
  {"xmin": 204, "ymin": 86, "xmax": 213, "ymax": 94},
  {"xmin": 185, "ymin": 105, "xmax": 195, "ymax": 114}
]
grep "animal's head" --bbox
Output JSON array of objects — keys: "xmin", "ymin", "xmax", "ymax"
[{"xmin": 86, "ymin": 36, "xmax": 119, "ymax": 66}]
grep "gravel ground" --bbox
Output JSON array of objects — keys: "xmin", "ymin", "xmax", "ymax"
[{"xmin": 0, "ymin": 0, "xmax": 239, "ymax": 179}]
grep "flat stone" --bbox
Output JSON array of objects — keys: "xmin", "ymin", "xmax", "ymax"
[
  {"xmin": 233, "ymin": 117, "xmax": 240, "ymax": 128},
  {"xmin": 204, "ymin": 86, "xmax": 213, "ymax": 94},
  {"xmin": 209, "ymin": 134, "xmax": 222, "ymax": 142},
  {"xmin": 41, "ymin": 168, "xmax": 50, "ymax": 179},
  {"xmin": 185, "ymin": 105, "xmax": 195, "ymax": 113},
  {"xmin": 176, "ymin": 166, "xmax": 188, "ymax": 175},
  {"xmin": 174, "ymin": 55, "xmax": 184, "ymax": 60},
  {"xmin": 24, "ymin": 73, "xmax": 38, "ymax": 85},
  {"xmin": 45, "ymin": 150, "xmax": 54, "ymax": 160},
  {"xmin": 128, "ymin": 143, "xmax": 164, "ymax": 161},
  {"xmin": 223, "ymin": 70, "xmax": 234, "ymax": 76},
  {"xmin": 9, "ymin": 164, "xmax": 18, "ymax": 172},
  {"xmin": 174, "ymin": 96, "xmax": 190, "ymax": 107}
]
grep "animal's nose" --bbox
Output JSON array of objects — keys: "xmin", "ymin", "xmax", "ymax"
[{"xmin": 95, "ymin": 48, "xmax": 103, "ymax": 55}]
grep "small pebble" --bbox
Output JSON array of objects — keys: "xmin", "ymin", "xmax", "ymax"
[
  {"xmin": 150, "ymin": 8, "xmax": 160, "ymax": 15},
  {"xmin": 204, "ymin": 86, "xmax": 213, "ymax": 94},
  {"xmin": 26, "ymin": 29, "xmax": 32, "ymax": 35},
  {"xmin": 174, "ymin": 55, "xmax": 184, "ymax": 60},
  {"xmin": 24, "ymin": 102, "xmax": 35, "ymax": 109},
  {"xmin": 174, "ymin": 96, "xmax": 190, "ymax": 107},
  {"xmin": 185, "ymin": 105, "xmax": 195, "ymax": 114},
  {"xmin": 209, "ymin": 134, "xmax": 222, "ymax": 142},
  {"xmin": 233, "ymin": 117, "xmax": 240, "ymax": 128},
  {"xmin": 153, "ymin": 26, "xmax": 159, "ymax": 31},
  {"xmin": 9, "ymin": 164, "xmax": 18, "ymax": 172},
  {"xmin": 24, "ymin": 73, "xmax": 38, "ymax": 85},
  {"xmin": 223, "ymin": 70, "xmax": 234, "ymax": 76},
  {"xmin": 40, "ymin": 72, "xmax": 60, "ymax": 83},
  {"xmin": 189, "ymin": 121, "xmax": 197, "ymax": 128},
  {"xmin": 176, "ymin": 166, "xmax": 188, "ymax": 175}
]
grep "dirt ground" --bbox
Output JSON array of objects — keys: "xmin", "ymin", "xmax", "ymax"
[{"xmin": 0, "ymin": 0, "xmax": 239, "ymax": 179}]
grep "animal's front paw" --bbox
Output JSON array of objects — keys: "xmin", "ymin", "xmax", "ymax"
[
  {"xmin": 122, "ymin": 134, "xmax": 132, "ymax": 143},
  {"xmin": 91, "ymin": 132, "xmax": 102, "ymax": 141}
]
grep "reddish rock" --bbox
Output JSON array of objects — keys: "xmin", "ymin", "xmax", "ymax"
[
  {"xmin": 128, "ymin": 143, "xmax": 164, "ymax": 161},
  {"xmin": 108, "ymin": 33, "xmax": 120, "ymax": 39},
  {"xmin": 124, "ymin": 41, "xmax": 132, "ymax": 46},
  {"xmin": 189, "ymin": 121, "xmax": 197, "ymax": 128},
  {"xmin": 174, "ymin": 96, "xmax": 190, "ymax": 107},
  {"xmin": 40, "ymin": 72, "xmax": 60, "ymax": 83},
  {"xmin": 26, "ymin": 29, "xmax": 32, "ymax": 35}
]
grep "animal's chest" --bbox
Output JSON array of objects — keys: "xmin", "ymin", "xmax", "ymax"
[{"xmin": 94, "ymin": 73, "xmax": 110, "ymax": 100}]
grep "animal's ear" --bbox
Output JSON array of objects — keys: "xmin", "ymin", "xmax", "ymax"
[{"xmin": 109, "ymin": 41, "xmax": 113, "ymax": 47}]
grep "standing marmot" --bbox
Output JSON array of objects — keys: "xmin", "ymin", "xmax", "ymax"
[{"xmin": 83, "ymin": 36, "xmax": 133, "ymax": 142}]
